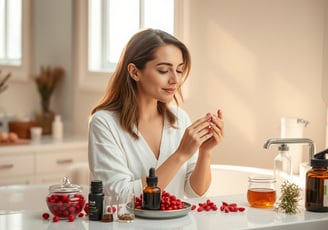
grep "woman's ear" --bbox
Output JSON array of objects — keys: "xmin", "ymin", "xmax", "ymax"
[{"xmin": 127, "ymin": 63, "xmax": 140, "ymax": 81}]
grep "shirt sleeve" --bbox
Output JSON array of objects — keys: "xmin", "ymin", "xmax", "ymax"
[{"xmin": 88, "ymin": 111, "xmax": 143, "ymax": 201}]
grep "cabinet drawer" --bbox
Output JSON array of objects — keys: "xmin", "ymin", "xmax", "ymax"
[
  {"xmin": 36, "ymin": 151, "xmax": 87, "ymax": 174},
  {"xmin": 0, "ymin": 176, "xmax": 34, "ymax": 186},
  {"xmin": 0, "ymin": 154, "xmax": 34, "ymax": 178}
]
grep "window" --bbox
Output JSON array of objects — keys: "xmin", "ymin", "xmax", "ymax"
[
  {"xmin": 75, "ymin": 0, "xmax": 182, "ymax": 90},
  {"xmin": 88, "ymin": 0, "xmax": 175, "ymax": 72},
  {"xmin": 0, "ymin": 0, "xmax": 31, "ymax": 81},
  {"xmin": 0, "ymin": 0, "xmax": 22, "ymax": 65}
]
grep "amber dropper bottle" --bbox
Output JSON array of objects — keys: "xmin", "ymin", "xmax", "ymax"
[
  {"xmin": 142, "ymin": 168, "xmax": 161, "ymax": 210},
  {"xmin": 306, "ymin": 149, "xmax": 328, "ymax": 212}
]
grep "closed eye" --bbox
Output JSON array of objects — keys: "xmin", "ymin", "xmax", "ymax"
[{"xmin": 158, "ymin": 70, "xmax": 168, "ymax": 74}]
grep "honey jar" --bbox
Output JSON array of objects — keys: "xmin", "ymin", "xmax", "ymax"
[{"xmin": 247, "ymin": 175, "xmax": 276, "ymax": 208}]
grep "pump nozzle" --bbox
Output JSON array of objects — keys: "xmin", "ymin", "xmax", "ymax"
[
  {"xmin": 314, "ymin": 148, "xmax": 328, "ymax": 159},
  {"xmin": 311, "ymin": 148, "xmax": 328, "ymax": 167}
]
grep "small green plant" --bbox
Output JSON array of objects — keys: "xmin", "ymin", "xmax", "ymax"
[{"xmin": 277, "ymin": 181, "xmax": 302, "ymax": 214}]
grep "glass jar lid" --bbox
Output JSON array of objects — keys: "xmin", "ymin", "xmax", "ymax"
[
  {"xmin": 49, "ymin": 177, "xmax": 83, "ymax": 193},
  {"xmin": 248, "ymin": 175, "xmax": 276, "ymax": 183}
]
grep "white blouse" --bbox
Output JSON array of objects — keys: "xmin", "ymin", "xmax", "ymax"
[{"xmin": 88, "ymin": 106, "xmax": 199, "ymax": 200}]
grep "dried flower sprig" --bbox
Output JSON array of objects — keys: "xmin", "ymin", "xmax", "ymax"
[
  {"xmin": 34, "ymin": 66, "xmax": 64, "ymax": 101},
  {"xmin": 34, "ymin": 66, "xmax": 64, "ymax": 113},
  {"xmin": 0, "ymin": 70, "xmax": 11, "ymax": 94},
  {"xmin": 277, "ymin": 181, "xmax": 302, "ymax": 214}
]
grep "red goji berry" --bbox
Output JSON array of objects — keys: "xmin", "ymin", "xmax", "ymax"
[
  {"xmin": 238, "ymin": 207, "xmax": 245, "ymax": 212},
  {"xmin": 52, "ymin": 216, "xmax": 59, "ymax": 222},
  {"xmin": 68, "ymin": 215, "xmax": 75, "ymax": 222},
  {"xmin": 42, "ymin": 212, "xmax": 50, "ymax": 220},
  {"xmin": 197, "ymin": 206, "xmax": 204, "ymax": 212}
]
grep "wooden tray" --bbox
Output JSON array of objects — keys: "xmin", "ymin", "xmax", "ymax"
[{"xmin": 0, "ymin": 139, "xmax": 30, "ymax": 146}]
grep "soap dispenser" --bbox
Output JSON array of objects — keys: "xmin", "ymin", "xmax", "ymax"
[
  {"xmin": 142, "ymin": 168, "xmax": 161, "ymax": 210},
  {"xmin": 274, "ymin": 144, "xmax": 292, "ymax": 182},
  {"xmin": 306, "ymin": 148, "xmax": 328, "ymax": 212}
]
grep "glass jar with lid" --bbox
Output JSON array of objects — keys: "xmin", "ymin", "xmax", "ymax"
[
  {"xmin": 247, "ymin": 175, "xmax": 276, "ymax": 208},
  {"xmin": 46, "ymin": 177, "xmax": 85, "ymax": 218}
]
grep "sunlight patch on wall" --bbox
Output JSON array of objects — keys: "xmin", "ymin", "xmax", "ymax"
[
  {"xmin": 204, "ymin": 22, "xmax": 258, "ymax": 143},
  {"xmin": 271, "ymin": 72, "xmax": 310, "ymax": 115},
  {"xmin": 208, "ymin": 72, "xmax": 257, "ymax": 144},
  {"xmin": 207, "ymin": 22, "xmax": 258, "ymax": 93}
]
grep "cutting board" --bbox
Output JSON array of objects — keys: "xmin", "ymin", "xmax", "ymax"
[{"xmin": 0, "ymin": 139, "xmax": 30, "ymax": 146}]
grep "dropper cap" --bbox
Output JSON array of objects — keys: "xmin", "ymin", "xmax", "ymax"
[
  {"xmin": 146, "ymin": 168, "xmax": 158, "ymax": 186},
  {"xmin": 311, "ymin": 148, "xmax": 328, "ymax": 167}
]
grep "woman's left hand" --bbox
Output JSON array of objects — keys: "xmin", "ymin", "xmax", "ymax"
[{"xmin": 199, "ymin": 109, "xmax": 224, "ymax": 154}]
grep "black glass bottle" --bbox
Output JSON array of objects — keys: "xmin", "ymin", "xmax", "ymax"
[{"xmin": 88, "ymin": 180, "xmax": 104, "ymax": 220}]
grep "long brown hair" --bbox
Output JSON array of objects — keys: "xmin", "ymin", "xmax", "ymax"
[{"xmin": 91, "ymin": 28, "xmax": 191, "ymax": 139}]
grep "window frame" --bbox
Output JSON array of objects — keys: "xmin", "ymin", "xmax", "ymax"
[
  {"xmin": 0, "ymin": 0, "xmax": 32, "ymax": 82},
  {"xmin": 74, "ymin": 0, "xmax": 184, "ymax": 91}
]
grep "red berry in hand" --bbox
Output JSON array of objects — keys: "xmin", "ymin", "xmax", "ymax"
[
  {"xmin": 42, "ymin": 212, "xmax": 50, "ymax": 220},
  {"xmin": 78, "ymin": 212, "xmax": 84, "ymax": 218}
]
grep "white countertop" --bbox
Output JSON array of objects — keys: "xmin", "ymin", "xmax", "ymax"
[
  {"xmin": 0, "ymin": 135, "xmax": 87, "ymax": 154},
  {"xmin": 0, "ymin": 184, "xmax": 327, "ymax": 230}
]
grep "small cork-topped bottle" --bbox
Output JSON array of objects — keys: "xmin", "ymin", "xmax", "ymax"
[{"xmin": 142, "ymin": 168, "xmax": 161, "ymax": 210}]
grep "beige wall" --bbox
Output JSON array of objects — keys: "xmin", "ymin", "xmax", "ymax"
[
  {"xmin": 1, "ymin": 0, "xmax": 327, "ymax": 170},
  {"xmin": 179, "ymin": 0, "xmax": 327, "ymax": 169}
]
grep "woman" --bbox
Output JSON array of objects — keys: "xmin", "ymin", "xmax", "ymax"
[{"xmin": 88, "ymin": 28, "xmax": 224, "ymax": 200}]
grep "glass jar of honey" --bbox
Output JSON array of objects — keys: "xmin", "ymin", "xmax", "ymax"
[{"xmin": 247, "ymin": 176, "xmax": 276, "ymax": 208}]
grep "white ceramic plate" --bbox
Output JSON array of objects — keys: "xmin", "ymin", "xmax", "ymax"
[{"xmin": 126, "ymin": 202, "xmax": 191, "ymax": 219}]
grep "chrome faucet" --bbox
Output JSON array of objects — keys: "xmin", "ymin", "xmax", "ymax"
[{"xmin": 264, "ymin": 138, "xmax": 315, "ymax": 161}]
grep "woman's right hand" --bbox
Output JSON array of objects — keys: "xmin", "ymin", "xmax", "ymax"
[{"xmin": 176, "ymin": 113, "xmax": 213, "ymax": 159}]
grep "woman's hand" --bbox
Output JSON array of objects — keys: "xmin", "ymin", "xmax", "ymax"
[
  {"xmin": 176, "ymin": 113, "xmax": 216, "ymax": 160},
  {"xmin": 199, "ymin": 109, "xmax": 224, "ymax": 154}
]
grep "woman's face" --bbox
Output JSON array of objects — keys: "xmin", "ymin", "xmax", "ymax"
[{"xmin": 134, "ymin": 44, "xmax": 185, "ymax": 103}]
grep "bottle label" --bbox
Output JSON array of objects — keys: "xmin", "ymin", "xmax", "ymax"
[
  {"xmin": 142, "ymin": 192, "xmax": 161, "ymax": 210},
  {"xmin": 89, "ymin": 194, "xmax": 104, "ymax": 220},
  {"xmin": 324, "ymin": 179, "xmax": 328, "ymax": 207}
]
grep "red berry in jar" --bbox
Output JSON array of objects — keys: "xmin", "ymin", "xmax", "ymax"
[{"xmin": 46, "ymin": 177, "xmax": 85, "ymax": 219}]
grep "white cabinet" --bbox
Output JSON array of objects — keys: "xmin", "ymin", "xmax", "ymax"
[
  {"xmin": 35, "ymin": 150, "xmax": 87, "ymax": 184},
  {"xmin": 0, "ymin": 137, "xmax": 88, "ymax": 186},
  {"xmin": 0, "ymin": 153, "xmax": 35, "ymax": 186}
]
